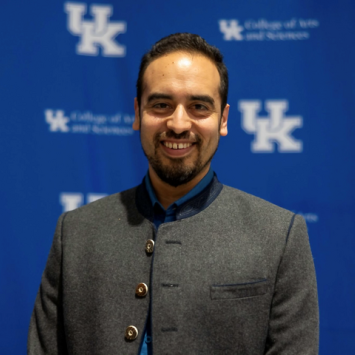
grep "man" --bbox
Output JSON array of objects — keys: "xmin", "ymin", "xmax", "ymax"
[{"xmin": 28, "ymin": 33, "xmax": 319, "ymax": 354}]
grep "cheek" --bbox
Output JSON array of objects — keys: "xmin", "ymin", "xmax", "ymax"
[
  {"xmin": 140, "ymin": 121, "xmax": 156, "ymax": 139},
  {"xmin": 197, "ymin": 122, "xmax": 220, "ymax": 142},
  {"xmin": 141, "ymin": 115, "xmax": 164, "ymax": 133},
  {"xmin": 140, "ymin": 120, "xmax": 165, "ymax": 150}
]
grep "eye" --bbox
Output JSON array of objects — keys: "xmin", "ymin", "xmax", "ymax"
[
  {"xmin": 193, "ymin": 104, "xmax": 208, "ymax": 111},
  {"xmin": 153, "ymin": 103, "xmax": 170, "ymax": 109}
]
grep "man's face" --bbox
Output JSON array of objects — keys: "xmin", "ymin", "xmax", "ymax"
[{"xmin": 133, "ymin": 51, "xmax": 229, "ymax": 187}]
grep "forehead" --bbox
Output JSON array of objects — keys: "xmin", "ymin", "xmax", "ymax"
[{"xmin": 142, "ymin": 51, "xmax": 221, "ymax": 99}]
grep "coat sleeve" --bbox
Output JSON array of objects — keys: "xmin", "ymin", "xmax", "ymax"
[
  {"xmin": 265, "ymin": 214, "xmax": 319, "ymax": 355},
  {"xmin": 27, "ymin": 213, "xmax": 68, "ymax": 355}
]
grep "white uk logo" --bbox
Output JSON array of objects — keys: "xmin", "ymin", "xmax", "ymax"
[
  {"xmin": 238, "ymin": 100, "xmax": 303, "ymax": 153},
  {"xmin": 60, "ymin": 193, "xmax": 108, "ymax": 212},
  {"xmin": 44, "ymin": 109, "xmax": 135, "ymax": 136},
  {"xmin": 64, "ymin": 2, "xmax": 126, "ymax": 57},
  {"xmin": 219, "ymin": 20, "xmax": 244, "ymax": 40},
  {"xmin": 219, "ymin": 18, "xmax": 320, "ymax": 42},
  {"xmin": 45, "ymin": 109, "xmax": 70, "ymax": 132}
]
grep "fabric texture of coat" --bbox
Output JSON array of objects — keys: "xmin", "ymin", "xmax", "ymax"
[{"xmin": 28, "ymin": 177, "xmax": 319, "ymax": 354}]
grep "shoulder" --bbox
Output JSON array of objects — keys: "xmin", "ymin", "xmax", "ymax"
[
  {"xmin": 62, "ymin": 186, "xmax": 140, "ymax": 226},
  {"xmin": 209, "ymin": 185, "xmax": 309, "ymax": 254},
  {"xmin": 220, "ymin": 184, "xmax": 293, "ymax": 214},
  {"xmin": 217, "ymin": 184, "xmax": 295, "ymax": 228}
]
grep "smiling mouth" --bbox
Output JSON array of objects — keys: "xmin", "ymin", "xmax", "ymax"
[{"xmin": 162, "ymin": 142, "xmax": 194, "ymax": 150}]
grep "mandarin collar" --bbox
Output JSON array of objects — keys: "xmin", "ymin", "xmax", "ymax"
[{"xmin": 135, "ymin": 173, "xmax": 223, "ymax": 222}]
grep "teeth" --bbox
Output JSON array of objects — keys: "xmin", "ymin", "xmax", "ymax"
[{"xmin": 164, "ymin": 142, "xmax": 192, "ymax": 150}]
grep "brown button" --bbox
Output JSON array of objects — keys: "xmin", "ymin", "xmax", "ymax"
[
  {"xmin": 136, "ymin": 282, "xmax": 148, "ymax": 297},
  {"xmin": 145, "ymin": 239, "xmax": 154, "ymax": 254},
  {"xmin": 125, "ymin": 325, "xmax": 138, "ymax": 340}
]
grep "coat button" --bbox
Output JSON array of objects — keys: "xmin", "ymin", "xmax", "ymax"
[
  {"xmin": 125, "ymin": 325, "xmax": 138, "ymax": 340},
  {"xmin": 136, "ymin": 282, "xmax": 148, "ymax": 297},
  {"xmin": 145, "ymin": 239, "xmax": 154, "ymax": 254}
]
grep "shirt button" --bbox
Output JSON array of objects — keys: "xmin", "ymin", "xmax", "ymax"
[
  {"xmin": 145, "ymin": 239, "xmax": 154, "ymax": 254},
  {"xmin": 125, "ymin": 325, "xmax": 138, "ymax": 340},
  {"xmin": 136, "ymin": 282, "xmax": 148, "ymax": 297}
]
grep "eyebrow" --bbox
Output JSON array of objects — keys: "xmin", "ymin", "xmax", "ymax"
[
  {"xmin": 146, "ymin": 93, "xmax": 215, "ymax": 108},
  {"xmin": 147, "ymin": 93, "xmax": 173, "ymax": 103},
  {"xmin": 189, "ymin": 95, "xmax": 215, "ymax": 108}
]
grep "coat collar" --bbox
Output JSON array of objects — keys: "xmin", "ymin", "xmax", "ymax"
[{"xmin": 135, "ymin": 173, "xmax": 223, "ymax": 222}]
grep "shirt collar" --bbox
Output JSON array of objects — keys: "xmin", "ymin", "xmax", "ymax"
[
  {"xmin": 136, "ymin": 169, "xmax": 223, "ymax": 223},
  {"xmin": 144, "ymin": 168, "xmax": 215, "ymax": 211}
]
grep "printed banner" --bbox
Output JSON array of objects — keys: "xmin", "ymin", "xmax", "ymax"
[{"xmin": 1, "ymin": 1, "xmax": 354, "ymax": 354}]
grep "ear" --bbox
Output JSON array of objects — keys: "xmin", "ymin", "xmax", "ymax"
[
  {"xmin": 219, "ymin": 104, "xmax": 229, "ymax": 136},
  {"xmin": 133, "ymin": 97, "xmax": 140, "ymax": 131}
]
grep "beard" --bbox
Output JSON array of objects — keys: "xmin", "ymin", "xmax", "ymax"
[{"xmin": 142, "ymin": 130, "xmax": 219, "ymax": 187}]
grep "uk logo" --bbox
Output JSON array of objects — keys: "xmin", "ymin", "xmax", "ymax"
[
  {"xmin": 60, "ymin": 193, "xmax": 107, "ymax": 212},
  {"xmin": 45, "ymin": 109, "xmax": 70, "ymax": 132},
  {"xmin": 219, "ymin": 20, "xmax": 244, "ymax": 41},
  {"xmin": 64, "ymin": 2, "xmax": 126, "ymax": 57},
  {"xmin": 238, "ymin": 100, "xmax": 303, "ymax": 153},
  {"xmin": 44, "ymin": 108, "xmax": 135, "ymax": 136}
]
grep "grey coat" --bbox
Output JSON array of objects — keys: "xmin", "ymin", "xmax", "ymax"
[{"xmin": 28, "ymin": 178, "xmax": 319, "ymax": 354}]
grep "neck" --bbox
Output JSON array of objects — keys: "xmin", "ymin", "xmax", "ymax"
[{"xmin": 148, "ymin": 165, "xmax": 210, "ymax": 209}]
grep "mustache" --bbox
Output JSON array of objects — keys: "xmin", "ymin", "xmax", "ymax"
[{"xmin": 156, "ymin": 130, "xmax": 201, "ymax": 143}]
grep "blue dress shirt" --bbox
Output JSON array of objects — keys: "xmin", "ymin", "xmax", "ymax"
[{"xmin": 139, "ymin": 168, "xmax": 214, "ymax": 355}]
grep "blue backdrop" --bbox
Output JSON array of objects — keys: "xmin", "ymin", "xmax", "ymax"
[{"xmin": 1, "ymin": 0, "xmax": 354, "ymax": 353}]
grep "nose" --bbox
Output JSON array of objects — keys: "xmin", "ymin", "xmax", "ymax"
[{"xmin": 166, "ymin": 105, "xmax": 192, "ymax": 134}]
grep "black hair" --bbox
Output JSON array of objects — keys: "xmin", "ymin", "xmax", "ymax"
[{"xmin": 136, "ymin": 33, "xmax": 229, "ymax": 113}]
